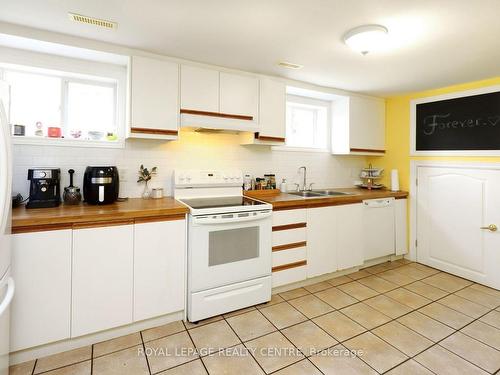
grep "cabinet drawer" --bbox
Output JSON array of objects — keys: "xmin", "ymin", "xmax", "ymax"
[
  {"xmin": 272, "ymin": 247, "xmax": 306, "ymax": 267},
  {"xmin": 272, "ymin": 228, "xmax": 306, "ymax": 247},
  {"xmin": 272, "ymin": 209, "xmax": 307, "ymax": 226},
  {"xmin": 272, "ymin": 265, "xmax": 307, "ymax": 287}
]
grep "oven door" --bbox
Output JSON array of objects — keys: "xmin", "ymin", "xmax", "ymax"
[{"xmin": 188, "ymin": 210, "xmax": 272, "ymax": 292}]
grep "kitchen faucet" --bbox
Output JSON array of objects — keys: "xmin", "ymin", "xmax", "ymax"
[{"xmin": 298, "ymin": 166, "xmax": 314, "ymax": 191}]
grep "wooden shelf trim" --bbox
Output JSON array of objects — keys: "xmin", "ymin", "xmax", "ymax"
[
  {"xmin": 272, "ymin": 241, "xmax": 307, "ymax": 252},
  {"xmin": 272, "ymin": 260, "xmax": 307, "ymax": 272},
  {"xmin": 350, "ymin": 148, "xmax": 386, "ymax": 154},
  {"xmin": 12, "ymin": 223, "xmax": 73, "ymax": 234},
  {"xmin": 180, "ymin": 108, "xmax": 253, "ymax": 121},
  {"xmin": 254, "ymin": 133, "xmax": 286, "ymax": 143},
  {"xmin": 272, "ymin": 223, "xmax": 307, "ymax": 232},
  {"xmin": 130, "ymin": 127, "xmax": 178, "ymax": 136},
  {"xmin": 13, "ymin": 214, "xmax": 187, "ymax": 234}
]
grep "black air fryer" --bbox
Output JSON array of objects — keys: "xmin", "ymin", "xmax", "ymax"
[{"xmin": 83, "ymin": 166, "xmax": 119, "ymax": 205}]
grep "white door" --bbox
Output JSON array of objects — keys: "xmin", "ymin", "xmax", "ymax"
[
  {"xmin": 129, "ymin": 56, "xmax": 179, "ymax": 135},
  {"xmin": 11, "ymin": 230, "xmax": 72, "ymax": 351},
  {"xmin": 307, "ymin": 206, "xmax": 337, "ymax": 277},
  {"xmin": 72, "ymin": 224, "xmax": 134, "ymax": 337},
  {"xmin": 417, "ymin": 165, "xmax": 500, "ymax": 289},
  {"xmin": 134, "ymin": 219, "xmax": 185, "ymax": 322},
  {"xmin": 219, "ymin": 72, "xmax": 259, "ymax": 120}
]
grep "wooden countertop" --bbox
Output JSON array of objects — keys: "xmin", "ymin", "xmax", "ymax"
[
  {"xmin": 245, "ymin": 188, "xmax": 408, "ymax": 210},
  {"xmin": 12, "ymin": 197, "xmax": 189, "ymax": 233}
]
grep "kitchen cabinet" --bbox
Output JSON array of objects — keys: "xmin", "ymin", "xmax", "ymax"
[
  {"xmin": 180, "ymin": 65, "xmax": 219, "ymax": 112},
  {"xmin": 133, "ymin": 218, "xmax": 186, "ymax": 322},
  {"xmin": 129, "ymin": 55, "xmax": 180, "ymax": 140},
  {"xmin": 271, "ymin": 209, "xmax": 307, "ymax": 287},
  {"xmin": 219, "ymin": 72, "xmax": 259, "ymax": 120},
  {"xmin": 307, "ymin": 204, "xmax": 363, "ymax": 277},
  {"xmin": 11, "ymin": 230, "xmax": 72, "ymax": 351},
  {"xmin": 72, "ymin": 223, "xmax": 134, "ymax": 337},
  {"xmin": 307, "ymin": 206, "xmax": 338, "ymax": 278},
  {"xmin": 331, "ymin": 95, "xmax": 385, "ymax": 155},
  {"xmin": 241, "ymin": 78, "xmax": 286, "ymax": 145},
  {"xmin": 336, "ymin": 204, "xmax": 363, "ymax": 270}
]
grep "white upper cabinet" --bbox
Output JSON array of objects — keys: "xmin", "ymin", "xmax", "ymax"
[
  {"xmin": 133, "ymin": 219, "xmax": 186, "ymax": 322},
  {"xmin": 331, "ymin": 95, "xmax": 386, "ymax": 155},
  {"xmin": 72, "ymin": 224, "xmax": 134, "ymax": 337},
  {"xmin": 242, "ymin": 78, "xmax": 286, "ymax": 145},
  {"xmin": 180, "ymin": 65, "xmax": 219, "ymax": 112},
  {"xmin": 129, "ymin": 55, "xmax": 180, "ymax": 140},
  {"xmin": 219, "ymin": 72, "xmax": 259, "ymax": 120}
]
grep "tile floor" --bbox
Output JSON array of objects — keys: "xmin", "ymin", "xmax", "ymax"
[{"xmin": 10, "ymin": 260, "xmax": 500, "ymax": 375}]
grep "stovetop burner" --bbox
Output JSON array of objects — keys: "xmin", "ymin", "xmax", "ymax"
[{"xmin": 180, "ymin": 196, "xmax": 266, "ymax": 210}]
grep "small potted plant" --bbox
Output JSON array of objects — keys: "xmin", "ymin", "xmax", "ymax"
[{"xmin": 138, "ymin": 165, "xmax": 157, "ymax": 199}]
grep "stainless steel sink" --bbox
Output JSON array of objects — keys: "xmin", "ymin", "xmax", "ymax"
[
  {"xmin": 311, "ymin": 190, "xmax": 353, "ymax": 196},
  {"xmin": 288, "ymin": 190, "xmax": 355, "ymax": 198},
  {"xmin": 287, "ymin": 191, "xmax": 326, "ymax": 198}
]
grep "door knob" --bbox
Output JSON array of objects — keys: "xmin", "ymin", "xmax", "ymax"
[{"xmin": 480, "ymin": 224, "xmax": 498, "ymax": 232}]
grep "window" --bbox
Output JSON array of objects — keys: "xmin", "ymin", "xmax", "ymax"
[
  {"xmin": 3, "ymin": 67, "xmax": 118, "ymax": 142},
  {"xmin": 286, "ymin": 96, "xmax": 329, "ymax": 150}
]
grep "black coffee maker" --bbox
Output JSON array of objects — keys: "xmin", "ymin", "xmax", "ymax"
[
  {"xmin": 26, "ymin": 168, "xmax": 61, "ymax": 209},
  {"xmin": 83, "ymin": 166, "xmax": 119, "ymax": 205}
]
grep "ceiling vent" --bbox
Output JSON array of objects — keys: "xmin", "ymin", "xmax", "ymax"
[
  {"xmin": 277, "ymin": 61, "xmax": 303, "ymax": 69},
  {"xmin": 68, "ymin": 12, "xmax": 117, "ymax": 30}
]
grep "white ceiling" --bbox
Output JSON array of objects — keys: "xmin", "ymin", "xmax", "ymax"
[{"xmin": 0, "ymin": 0, "xmax": 499, "ymax": 96}]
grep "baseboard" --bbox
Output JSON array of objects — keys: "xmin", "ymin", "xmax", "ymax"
[{"xmin": 10, "ymin": 310, "xmax": 184, "ymax": 365}]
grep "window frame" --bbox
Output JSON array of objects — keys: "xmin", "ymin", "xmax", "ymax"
[{"xmin": 274, "ymin": 94, "xmax": 332, "ymax": 153}]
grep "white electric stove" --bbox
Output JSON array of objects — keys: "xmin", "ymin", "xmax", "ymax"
[{"xmin": 174, "ymin": 169, "xmax": 272, "ymax": 322}]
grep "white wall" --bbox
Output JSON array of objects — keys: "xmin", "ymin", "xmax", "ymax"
[{"xmin": 12, "ymin": 129, "xmax": 366, "ymax": 199}]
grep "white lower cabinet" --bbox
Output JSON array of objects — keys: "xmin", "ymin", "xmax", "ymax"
[
  {"xmin": 134, "ymin": 219, "xmax": 186, "ymax": 322},
  {"xmin": 336, "ymin": 204, "xmax": 363, "ymax": 270},
  {"xmin": 395, "ymin": 199, "xmax": 408, "ymax": 255},
  {"xmin": 307, "ymin": 206, "xmax": 338, "ymax": 278},
  {"xmin": 71, "ymin": 224, "xmax": 134, "ymax": 337},
  {"xmin": 11, "ymin": 230, "xmax": 72, "ymax": 351}
]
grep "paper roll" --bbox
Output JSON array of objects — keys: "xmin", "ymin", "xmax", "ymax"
[{"xmin": 391, "ymin": 169, "xmax": 400, "ymax": 192}]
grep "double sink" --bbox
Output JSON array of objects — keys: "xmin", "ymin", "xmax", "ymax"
[{"xmin": 288, "ymin": 190, "xmax": 355, "ymax": 198}]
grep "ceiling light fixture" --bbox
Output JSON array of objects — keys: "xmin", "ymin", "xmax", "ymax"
[
  {"xmin": 343, "ymin": 24, "xmax": 389, "ymax": 55},
  {"xmin": 277, "ymin": 61, "xmax": 303, "ymax": 69}
]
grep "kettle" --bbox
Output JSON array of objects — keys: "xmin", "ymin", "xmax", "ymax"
[{"xmin": 63, "ymin": 169, "xmax": 82, "ymax": 205}]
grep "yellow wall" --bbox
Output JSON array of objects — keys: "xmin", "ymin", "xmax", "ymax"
[{"xmin": 369, "ymin": 76, "xmax": 500, "ymax": 190}]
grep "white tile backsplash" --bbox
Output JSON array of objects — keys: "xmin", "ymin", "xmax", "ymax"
[{"xmin": 12, "ymin": 130, "xmax": 366, "ymax": 199}]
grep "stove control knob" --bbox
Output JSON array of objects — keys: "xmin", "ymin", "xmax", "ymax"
[
  {"xmin": 178, "ymin": 174, "xmax": 185, "ymax": 182},
  {"xmin": 186, "ymin": 175, "xmax": 192, "ymax": 182},
  {"xmin": 223, "ymin": 175, "xmax": 229, "ymax": 181}
]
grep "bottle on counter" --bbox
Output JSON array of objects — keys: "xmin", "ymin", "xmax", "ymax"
[
  {"xmin": 280, "ymin": 178, "xmax": 287, "ymax": 192},
  {"xmin": 243, "ymin": 174, "xmax": 252, "ymax": 191}
]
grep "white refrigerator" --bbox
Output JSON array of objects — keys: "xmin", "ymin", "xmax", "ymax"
[{"xmin": 0, "ymin": 80, "xmax": 14, "ymax": 375}]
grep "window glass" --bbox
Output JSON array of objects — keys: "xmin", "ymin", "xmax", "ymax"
[
  {"xmin": 5, "ymin": 70, "xmax": 62, "ymax": 136},
  {"xmin": 286, "ymin": 98, "xmax": 329, "ymax": 149},
  {"xmin": 67, "ymin": 81, "xmax": 116, "ymax": 138}
]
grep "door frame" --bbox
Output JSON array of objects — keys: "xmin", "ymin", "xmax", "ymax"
[{"xmin": 409, "ymin": 160, "xmax": 500, "ymax": 262}]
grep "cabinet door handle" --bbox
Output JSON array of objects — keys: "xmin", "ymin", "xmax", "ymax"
[{"xmin": 480, "ymin": 224, "xmax": 497, "ymax": 232}]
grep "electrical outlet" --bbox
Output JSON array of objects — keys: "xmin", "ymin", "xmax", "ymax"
[{"xmin": 119, "ymin": 168, "xmax": 128, "ymax": 182}]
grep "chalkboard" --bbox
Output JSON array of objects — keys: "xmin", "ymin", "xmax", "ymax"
[{"xmin": 415, "ymin": 90, "xmax": 500, "ymax": 151}]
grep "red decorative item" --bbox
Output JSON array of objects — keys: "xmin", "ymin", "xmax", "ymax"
[{"xmin": 47, "ymin": 127, "xmax": 62, "ymax": 138}]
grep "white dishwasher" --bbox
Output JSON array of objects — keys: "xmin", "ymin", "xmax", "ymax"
[{"xmin": 362, "ymin": 198, "xmax": 395, "ymax": 260}]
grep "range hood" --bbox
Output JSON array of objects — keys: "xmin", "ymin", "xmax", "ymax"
[{"xmin": 180, "ymin": 109, "xmax": 259, "ymax": 132}]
